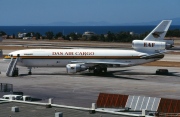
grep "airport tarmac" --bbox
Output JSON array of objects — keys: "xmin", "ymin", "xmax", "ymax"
[
  {"xmin": 1, "ymin": 59, "xmax": 180, "ymax": 108},
  {"xmin": 1, "ymin": 39, "xmax": 180, "ymax": 108}
]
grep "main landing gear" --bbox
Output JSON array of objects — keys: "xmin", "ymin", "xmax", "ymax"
[{"xmin": 89, "ymin": 65, "xmax": 107, "ymax": 75}]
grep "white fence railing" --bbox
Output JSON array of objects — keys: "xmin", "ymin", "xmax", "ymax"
[{"xmin": 0, "ymin": 98, "xmax": 144, "ymax": 117}]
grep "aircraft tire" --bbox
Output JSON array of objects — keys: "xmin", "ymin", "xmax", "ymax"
[
  {"xmin": 93, "ymin": 69, "xmax": 98, "ymax": 75},
  {"xmin": 93, "ymin": 67, "xmax": 103, "ymax": 75},
  {"xmin": 102, "ymin": 68, "xmax": 107, "ymax": 73},
  {"xmin": 28, "ymin": 71, "xmax": 32, "ymax": 75}
]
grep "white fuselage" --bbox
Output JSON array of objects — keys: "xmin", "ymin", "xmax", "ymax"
[{"xmin": 4, "ymin": 49, "xmax": 163, "ymax": 68}]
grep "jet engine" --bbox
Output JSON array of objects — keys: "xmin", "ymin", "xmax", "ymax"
[
  {"xmin": 132, "ymin": 40, "xmax": 174, "ymax": 51},
  {"xmin": 66, "ymin": 64, "xmax": 87, "ymax": 73}
]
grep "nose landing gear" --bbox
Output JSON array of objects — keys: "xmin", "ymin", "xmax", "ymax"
[{"xmin": 28, "ymin": 67, "xmax": 32, "ymax": 75}]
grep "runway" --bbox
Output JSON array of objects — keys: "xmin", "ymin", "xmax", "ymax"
[{"xmin": 1, "ymin": 59, "xmax": 180, "ymax": 107}]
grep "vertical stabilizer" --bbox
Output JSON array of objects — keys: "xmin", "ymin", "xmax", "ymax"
[{"xmin": 144, "ymin": 20, "xmax": 172, "ymax": 41}]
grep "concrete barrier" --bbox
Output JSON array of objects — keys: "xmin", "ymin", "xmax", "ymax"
[
  {"xmin": 11, "ymin": 106, "xmax": 19, "ymax": 112},
  {"xmin": 55, "ymin": 112, "xmax": 63, "ymax": 117}
]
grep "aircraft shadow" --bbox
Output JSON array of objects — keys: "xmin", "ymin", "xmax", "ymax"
[
  {"xmin": 19, "ymin": 73, "xmax": 69, "ymax": 76},
  {"xmin": 112, "ymin": 70, "xmax": 180, "ymax": 77},
  {"xmin": 82, "ymin": 72, "xmax": 143, "ymax": 80},
  {"xmin": 156, "ymin": 72, "xmax": 180, "ymax": 77},
  {"xmin": 26, "ymin": 70, "xmax": 143, "ymax": 80},
  {"xmin": 19, "ymin": 71, "xmax": 142, "ymax": 80},
  {"xmin": 18, "ymin": 70, "xmax": 180, "ymax": 79},
  {"xmin": 19, "ymin": 70, "xmax": 128, "ymax": 76}
]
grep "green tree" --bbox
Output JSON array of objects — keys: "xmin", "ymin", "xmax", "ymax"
[
  {"xmin": 90, "ymin": 35, "xmax": 98, "ymax": 41},
  {"xmin": 120, "ymin": 32, "xmax": 132, "ymax": 42},
  {"xmin": 106, "ymin": 31, "xmax": 116, "ymax": 42},
  {"xmin": 13, "ymin": 34, "xmax": 15, "ymax": 39},
  {"xmin": 77, "ymin": 33, "xmax": 82, "ymax": 39},
  {"xmin": 45, "ymin": 31, "xmax": 54, "ymax": 39},
  {"xmin": 139, "ymin": 31, "xmax": 149, "ymax": 40},
  {"xmin": 69, "ymin": 32, "xmax": 78, "ymax": 40},
  {"xmin": 35, "ymin": 32, "xmax": 41, "ymax": 39},
  {"xmin": 55, "ymin": 32, "xmax": 63, "ymax": 39},
  {"xmin": 0, "ymin": 31, "xmax": 6, "ymax": 36},
  {"xmin": 98, "ymin": 34, "xmax": 105, "ymax": 41},
  {"xmin": 25, "ymin": 32, "xmax": 34, "ymax": 37},
  {"xmin": 167, "ymin": 29, "xmax": 180, "ymax": 37}
]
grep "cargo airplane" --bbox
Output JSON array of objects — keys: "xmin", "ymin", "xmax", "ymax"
[{"xmin": 4, "ymin": 20, "xmax": 173, "ymax": 76}]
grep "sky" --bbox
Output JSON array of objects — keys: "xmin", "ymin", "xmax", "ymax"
[{"xmin": 0, "ymin": 0, "xmax": 180, "ymax": 26}]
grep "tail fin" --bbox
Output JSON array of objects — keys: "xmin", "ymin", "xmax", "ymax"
[{"xmin": 144, "ymin": 20, "xmax": 172, "ymax": 41}]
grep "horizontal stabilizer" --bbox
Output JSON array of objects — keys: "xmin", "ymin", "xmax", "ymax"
[{"xmin": 140, "ymin": 52, "xmax": 166, "ymax": 59}]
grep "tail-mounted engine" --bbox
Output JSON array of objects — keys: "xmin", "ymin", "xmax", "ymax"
[
  {"xmin": 132, "ymin": 39, "xmax": 174, "ymax": 51},
  {"xmin": 66, "ymin": 64, "xmax": 87, "ymax": 73}
]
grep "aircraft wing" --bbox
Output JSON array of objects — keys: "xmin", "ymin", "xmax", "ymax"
[{"xmin": 71, "ymin": 61, "xmax": 131, "ymax": 66}]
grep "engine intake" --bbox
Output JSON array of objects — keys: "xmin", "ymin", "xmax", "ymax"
[{"xmin": 66, "ymin": 64, "xmax": 87, "ymax": 73}]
